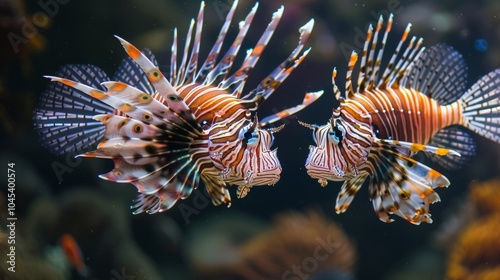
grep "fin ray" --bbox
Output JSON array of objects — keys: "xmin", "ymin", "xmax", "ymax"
[{"xmin": 34, "ymin": 65, "xmax": 112, "ymax": 155}]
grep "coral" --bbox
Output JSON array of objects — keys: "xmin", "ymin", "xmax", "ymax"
[
  {"xmin": 469, "ymin": 179, "xmax": 500, "ymax": 216},
  {"xmin": 184, "ymin": 211, "xmax": 268, "ymax": 277},
  {"xmin": 22, "ymin": 188, "xmax": 163, "ymax": 280},
  {"xmin": 185, "ymin": 210, "xmax": 356, "ymax": 280},
  {"xmin": 239, "ymin": 211, "xmax": 356, "ymax": 279},
  {"xmin": 224, "ymin": 210, "xmax": 356, "ymax": 280},
  {"xmin": 446, "ymin": 213, "xmax": 500, "ymax": 280},
  {"xmin": 444, "ymin": 179, "xmax": 500, "ymax": 280}
]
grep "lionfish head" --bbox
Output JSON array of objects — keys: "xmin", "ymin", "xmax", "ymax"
[
  {"xmin": 208, "ymin": 115, "xmax": 284, "ymax": 198},
  {"xmin": 299, "ymin": 105, "xmax": 373, "ymax": 184}
]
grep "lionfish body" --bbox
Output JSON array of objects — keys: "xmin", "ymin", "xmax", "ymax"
[
  {"xmin": 34, "ymin": 1, "xmax": 322, "ymax": 213},
  {"xmin": 301, "ymin": 15, "xmax": 500, "ymax": 224}
]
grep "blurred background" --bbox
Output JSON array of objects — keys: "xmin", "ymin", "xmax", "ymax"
[{"xmin": 1, "ymin": 0, "xmax": 500, "ymax": 279}]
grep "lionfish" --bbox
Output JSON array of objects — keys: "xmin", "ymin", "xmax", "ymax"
[
  {"xmin": 300, "ymin": 14, "xmax": 500, "ymax": 224},
  {"xmin": 34, "ymin": 1, "xmax": 322, "ymax": 214}
]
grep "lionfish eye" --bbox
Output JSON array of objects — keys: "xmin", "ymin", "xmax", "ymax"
[
  {"xmin": 240, "ymin": 127, "xmax": 259, "ymax": 147},
  {"xmin": 200, "ymin": 120, "xmax": 210, "ymax": 130},
  {"xmin": 329, "ymin": 121, "xmax": 345, "ymax": 144}
]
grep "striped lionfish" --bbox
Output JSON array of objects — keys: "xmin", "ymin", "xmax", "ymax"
[
  {"xmin": 34, "ymin": 1, "xmax": 322, "ymax": 213},
  {"xmin": 300, "ymin": 14, "xmax": 500, "ymax": 224}
]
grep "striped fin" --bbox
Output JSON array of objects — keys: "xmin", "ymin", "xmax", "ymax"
[
  {"xmin": 92, "ymin": 128, "xmax": 201, "ymax": 214},
  {"xmin": 80, "ymin": 115, "xmax": 191, "ymax": 162},
  {"xmin": 204, "ymin": 2, "xmax": 259, "ymax": 86},
  {"xmin": 175, "ymin": 18, "xmax": 195, "ymax": 86},
  {"xmin": 367, "ymin": 142, "xmax": 450, "ymax": 224},
  {"xmin": 43, "ymin": 77, "xmax": 205, "ymax": 213},
  {"xmin": 101, "ymin": 81, "xmax": 200, "ymax": 136},
  {"xmin": 201, "ymin": 172, "xmax": 231, "ymax": 206},
  {"xmin": 356, "ymin": 15, "xmax": 400, "ymax": 92},
  {"xmin": 99, "ymin": 155, "xmax": 197, "ymax": 196},
  {"xmin": 114, "ymin": 36, "xmax": 201, "ymax": 131},
  {"xmin": 374, "ymin": 18, "xmax": 425, "ymax": 89},
  {"xmin": 426, "ymin": 126, "xmax": 476, "ymax": 170},
  {"xmin": 241, "ymin": 19, "xmax": 315, "ymax": 106},
  {"xmin": 461, "ymin": 69, "xmax": 500, "ymax": 143},
  {"xmin": 132, "ymin": 170, "xmax": 199, "ymax": 214},
  {"xmin": 402, "ymin": 44, "xmax": 468, "ymax": 105},
  {"xmin": 45, "ymin": 78, "xmax": 160, "ymax": 126},
  {"xmin": 260, "ymin": 90, "xmax": 324, "ymax": 126},
  {"xmin": 335, "ymin": 173, "xmax": 369, "ymax": 214},
  {"xmin": 131, "ymin": 168, "xmax": 201, "ymax": 214},
  {"xmin": 34, "ymin": 65, "xmax": 112, "ymax": 155},
  {"xmin": 170, "ymin": 28, "xmax": 178, "ymax": 85},
  {"xmin": 194, "ymin": 0, "xmax": 238, "ymax": 83},
  {"xmin": 113, "ymin": 48, "xmax": 158, "ymax": 94},
  {"xmin": 376, "ymin": 138, "xmax": 461, "ymax": 157},
  {"xmin": 344, "ymin": 51, "xmax": 358, "ymax": 99},
  {"xmin": 182, "ymin": 1, "xmax": 204, "ymax": 85}
]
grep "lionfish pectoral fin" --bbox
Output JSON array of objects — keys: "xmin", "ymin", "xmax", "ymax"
[
  {"xmin": 236, "ymin": 185, "xmax": 251, "ymax": 199},
  {"xmin": 201, "ymin": 173, "xmax": 232, "ymax": 206},
  {"xmin": 367, "ymin": 143, "xmax": 450, "ymax": 224},
  {"xmin": 402, "ymin": 44, "xmax": 468, "ymax": 105},
  {"xmin": 34, "ymin": 65, "xmax": 113, "ymax": 155},
  {"xmin": 131, "ymin": 186, "xmax": 194, "ymax": 214},
  {"xmin": 375, "ymin": 138, "xmax": 461, "ymax": 158},
  {"xmin": 425, "ymin": 126, "xmax": 476, "ymax": 170},
  {"xmin": 125, "ymin": 162, "xmax": 200, "ymax": 214},
  {"xmin": 335, "ymin": 173, "xmax": 368, "ymax": 214},
  {"xmin": 113, "ymin": 48, "xmax": 158, "ymax": 94},
  {"xmin": 259, "ymin": 90, "xmax": 324, "ymax": 126},
  {"xmin": 114, "ymin": 36, "xmax": 201, "ymax": 131}
]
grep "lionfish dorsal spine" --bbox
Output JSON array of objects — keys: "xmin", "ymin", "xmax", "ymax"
[
  {"xmin": 175, "ymin": 18, "xmax": 195, "ymax": 87},
  {"xmin": 195, "ymin": 0, "xmax": 238, "ymax": 83},
  {"xmin": 205, "ymin": 2, "xmax": 260, "ymax": 87},
  {"xmin": 240, "ymin": 18, "xmax": 314, "ymax": 107},
  {"xmin": 170, "ymin": 27, "xmax": 178, "ymax": 85},
  {"xmin": 183, "ymin": 1, "xmax": 205, "ymax": 85},
  {"xmin": 220, "ymin": 5, "xmax": 285, "ymax": 97}
]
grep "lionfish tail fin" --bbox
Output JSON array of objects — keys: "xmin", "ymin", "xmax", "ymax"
[
  {"xmin": 260, "ymin": 90, "xmax": 324, "ymax": 126},
  {"xmin": 34, "ymin": 65, "xmax": 113, "ymax": 155},
  {"xmin": 461, "ymin": 69, "xmax": 500, "ymax": 143},
  {"xmin": 366, "ymin": 141, "xmax": 450, "ymax": 224}
]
